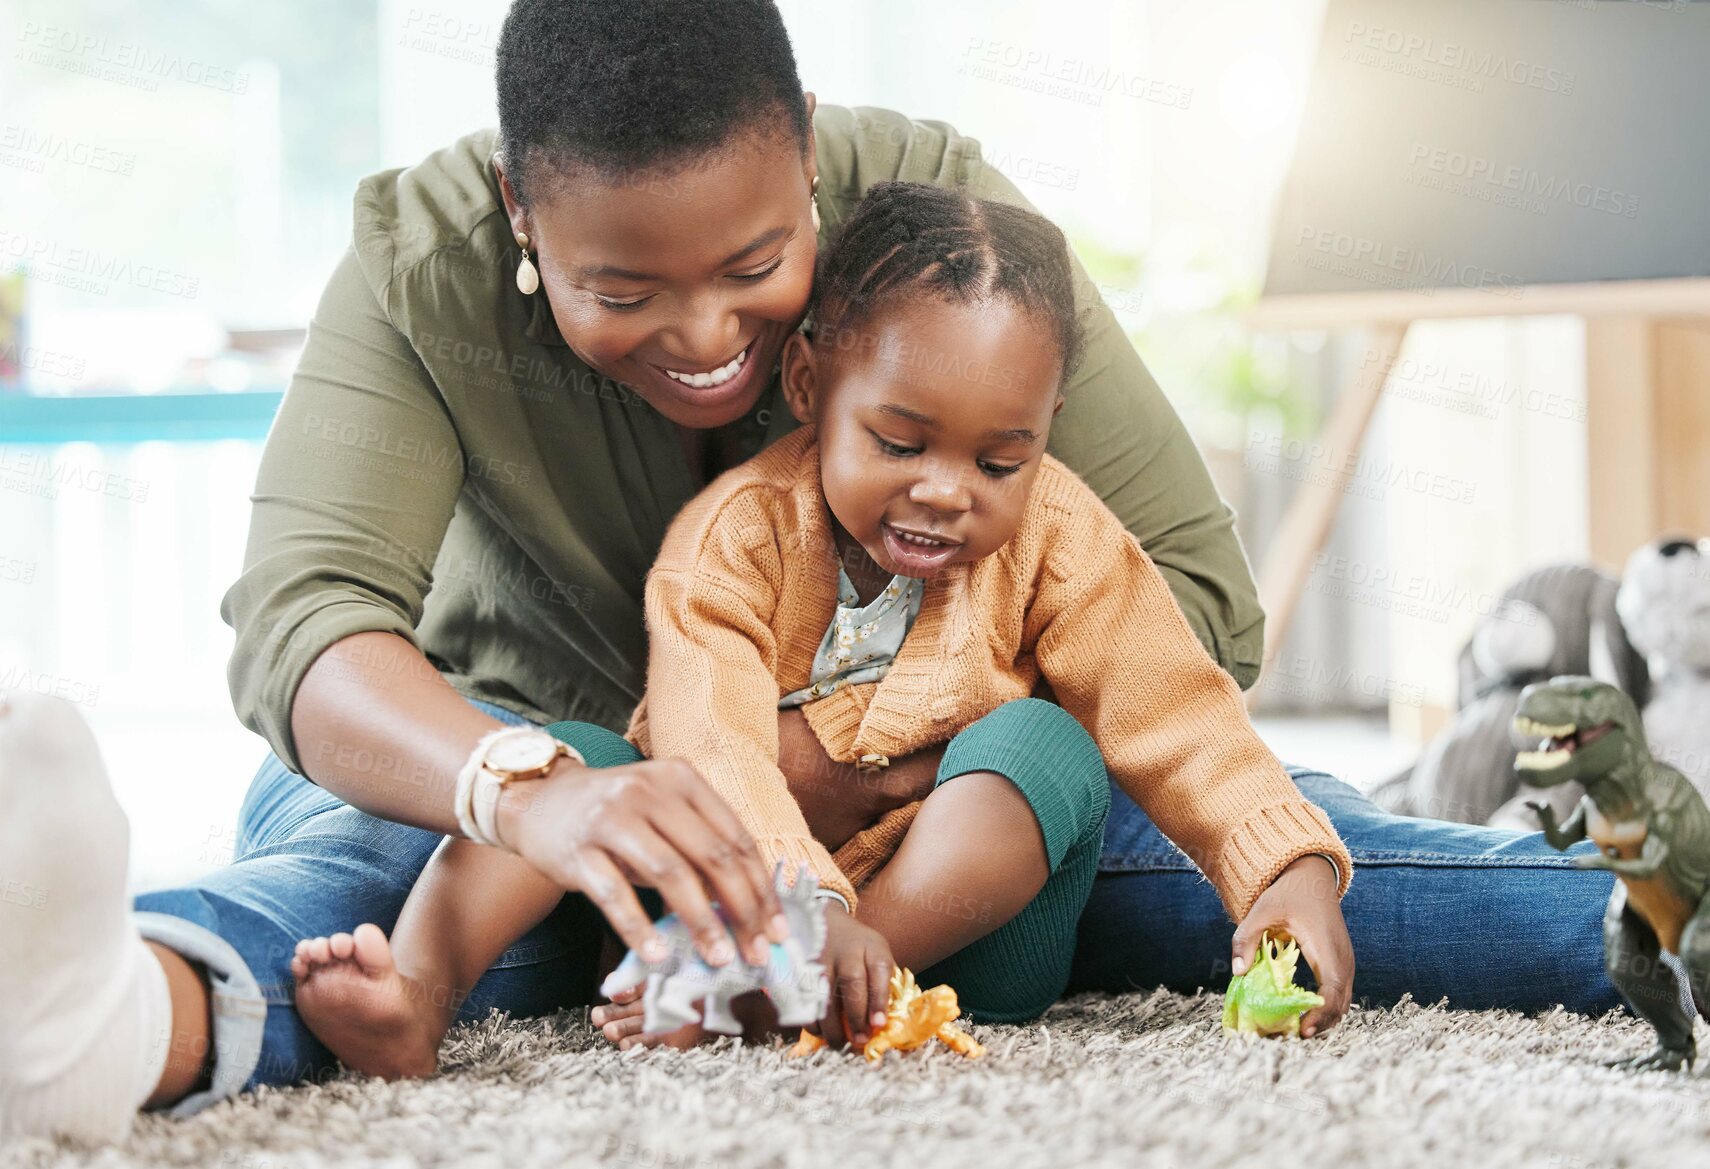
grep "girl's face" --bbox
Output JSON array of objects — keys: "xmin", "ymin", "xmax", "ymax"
[
  {"xmin": 497, "ymin": 115, "xmax": 819, "ymax": 431},
  {"xmin": 781, "ymin": 296, "xmax": 1066, "ymax": 581}
]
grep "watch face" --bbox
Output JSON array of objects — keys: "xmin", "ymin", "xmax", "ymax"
[{"xmin": 486, "ymin": 731, "xmax": 557, "ymax": 773}]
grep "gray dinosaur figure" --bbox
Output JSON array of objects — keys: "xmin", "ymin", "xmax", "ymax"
[
  {"xmin": 1517, "ymin": 676, "xmax": 1710, "ymax": 1071},
  {"xmin": 599, "ymin": 863, "xmax": 830, "ymax": 1035}
]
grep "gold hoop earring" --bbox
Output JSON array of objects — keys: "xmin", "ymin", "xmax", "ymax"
[
  {"xmin": 514, "ymin": 230, "xmax": 540, "ymax": 295},
  {"xmin": 810, "ymin": 176, "xmax": 821, "ymax": 233}
]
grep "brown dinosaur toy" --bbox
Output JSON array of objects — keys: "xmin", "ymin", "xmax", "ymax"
[
  {"xmin": 788, "ymin": 968, "xmax": 986, "ymax": 1064},
  {"xmin": 1518, "ymin": 677, "xmax": 1710, "ymax": 1071}
]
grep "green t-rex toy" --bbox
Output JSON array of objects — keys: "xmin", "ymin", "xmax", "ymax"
[
  {"xmin": 1516, "ymin": 676, "xmax": 1710, "ymax": 1071},
  {"xmin": 1223, "ymin": 931, "xmax": 1324, "ymax": 1036}
]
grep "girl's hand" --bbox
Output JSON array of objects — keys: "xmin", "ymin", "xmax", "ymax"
[
  {"xmin": 1229, "ymin": 855, "xmax": 1353, "ymax": 1037},
  {"xmin": 495, "ymin": 757, "xmax": 788, "ymax": 969},
  {"xmin": 812, "ymin": 904, "xmax": 895, "ymax": 1049},
  {"xmin": 591, "ymin": 983, "xmax": 715, "ymax": 1052}
]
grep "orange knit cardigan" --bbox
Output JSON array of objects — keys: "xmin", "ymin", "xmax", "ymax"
[{"xmin": 625, "ymin": 426, "xmax": 1352, "ymax": 918}]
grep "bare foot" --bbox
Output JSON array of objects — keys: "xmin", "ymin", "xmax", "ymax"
[
  {"xmin": 590, "ymin": 987, "xmax": 783, "ymax": 1051},
  {"xmin": 291, "ymin": 923, "xmax": 445, "ymax": 1080}
]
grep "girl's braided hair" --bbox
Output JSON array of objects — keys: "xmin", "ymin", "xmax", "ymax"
[{"xmin": 810, "ymin": 181, "xmax": 1085, "ymax": 380}]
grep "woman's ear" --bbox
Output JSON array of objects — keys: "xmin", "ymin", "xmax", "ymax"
[
  {"xmin": 801, "ymin": 91, "xmax": 819, "ymax": 189},
  {"xmin": 492, "ymin": 155, "xmax": 529, "ymax": 239},
  {"xmin": 780, "ymin": 333, "xmax": 819, "ymax": 425}
]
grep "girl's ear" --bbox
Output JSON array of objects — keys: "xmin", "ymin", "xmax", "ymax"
[
  {"xmin": 1051, "ymin": 392, "xmax": 1066, "ymax": 417},
  {"xmin": 780, "ymin": 333, "xmax": 819, "ymax": 425}
]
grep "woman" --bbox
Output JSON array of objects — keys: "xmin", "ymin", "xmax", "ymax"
[{"xmin": 0, "ymin": 0, "xmax": 1616, "ymax": 1144}]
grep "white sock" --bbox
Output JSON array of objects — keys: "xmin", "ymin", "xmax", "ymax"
[{"xmin": 0, "ymin": 691, "xmax": 174, "ymax": 1145}]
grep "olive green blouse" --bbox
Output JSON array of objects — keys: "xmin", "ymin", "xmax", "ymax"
[{"xmin": 220, "ymin": 104, "xmax": 1264, "ymax": 776}]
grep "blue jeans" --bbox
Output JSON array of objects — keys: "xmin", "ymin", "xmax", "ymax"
[
  {"xmin": 135, "ymin": 696, "xmax": 1619, "ymax": 1116},
  {"xmin": 1070, "ymin": 768, "xmax": 1621, "ymax": 1014},
  {"xmin": 133, "ymin": 697, "xmax": 605, "ymax": 1114}
]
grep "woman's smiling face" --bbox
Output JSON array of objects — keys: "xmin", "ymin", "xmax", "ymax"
[{"xmin": 497, "ymin": 120, "xmax": 819, "ymax": 431}]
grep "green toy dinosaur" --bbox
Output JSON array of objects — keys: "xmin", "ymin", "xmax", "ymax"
[
  {"xmin": 1223, "ymin": 931, "xmax": 1324, "ymax": 1037},
  {"xmin": 1516, "ymin": 676, "xmax": 1710, "ymax": 1071}
]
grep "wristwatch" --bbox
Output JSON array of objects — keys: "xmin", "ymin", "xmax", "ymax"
[
  {"xmin": 484, "ymin": 728, "xmax": 573, "ymax": 783},
  {"xmin": 455, "ymin": 727, "xmax": 582, "ymax": 850}
]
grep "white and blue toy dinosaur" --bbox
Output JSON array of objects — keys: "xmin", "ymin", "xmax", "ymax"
[{"xmin": 599, "ymin": 863, "xmax": 831, "ymax": 1035}]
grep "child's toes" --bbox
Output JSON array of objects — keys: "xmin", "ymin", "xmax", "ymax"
[
  {"xmin": 294, "ymin": 937, "xmax": 326, "ymax": 969},
  {"xmin": 305, "ymin": 936, "xmax": 332, "ymax": 964},
  {"xmin": 349, "ymin": 923, "xmax": 395, "ymax": 975},
  {"xmin": 329, "ymin": 932, "xmax": 356, "ymax": 961}
]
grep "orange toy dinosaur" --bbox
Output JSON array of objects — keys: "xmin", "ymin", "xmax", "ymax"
[{"xmin": 788, "ymin": 968, "xmax": 986, "ymax": 1064}]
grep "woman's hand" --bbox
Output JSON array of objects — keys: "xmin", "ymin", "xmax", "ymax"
[
  {"xmin": 1229, "ymin": 855, "xmax": 1354, "ymax": 1037},
  {"xmin": 809, "ymin": 904, "xmax": 896, "ymax": 1050},
  {"xmin": 495, "ymin": 757, "xmax": 788, "ymax": 968},
  {"xmin": 778, "ymin": 708, "xmax": 943, "ymax": 851}
]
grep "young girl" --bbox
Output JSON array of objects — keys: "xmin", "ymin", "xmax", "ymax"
[{"xmin": 290, "ymin": 182, "xmax": 1354, "ymax": 1073}]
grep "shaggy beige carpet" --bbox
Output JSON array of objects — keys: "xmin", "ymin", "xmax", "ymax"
[{"xmin": 4, "ymin": 991, "xmax": 1707, "ymax": 1169}]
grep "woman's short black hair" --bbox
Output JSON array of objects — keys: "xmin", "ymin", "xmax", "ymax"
[
  {"xmin": 811, "ymin": 181, "xmax": 1086, "ymax": 381},
  {"xmin": 496, "ymin": 0, "xmax": 810, "ymax": 204}
]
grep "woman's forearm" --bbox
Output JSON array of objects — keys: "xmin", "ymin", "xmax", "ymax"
[
  {"xmin": 292, "ymin": 631, "xmax": 788, "ymax": 963},
  {"xmin": 288, "ymin": 630, "xmax": 508, "ymax": 833}
]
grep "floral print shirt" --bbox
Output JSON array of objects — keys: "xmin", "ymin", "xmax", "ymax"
[{"xmin": 777, "ymin": 566, "xmax": 925, "ymax": 709}]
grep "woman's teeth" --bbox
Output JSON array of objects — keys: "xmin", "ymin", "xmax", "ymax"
[{"xmin": 663, "ymin": 344, "xmax": 749, "ymax": 388}]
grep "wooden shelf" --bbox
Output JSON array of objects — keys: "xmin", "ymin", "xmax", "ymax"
[{"xmin": 1243, "ymin": 278, "xmax": 1710, "ymax": 330}]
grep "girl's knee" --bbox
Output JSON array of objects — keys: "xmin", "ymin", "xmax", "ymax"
[
  {"xmin": 965, "ymin": 696, "xmax": 1084, "ymax": 736},
  {"xmin": 941, "ymin": 699, "xmax": 1110, "ymax": 868},
  {"xmin": 952, "ymin": 699, "xmax": 1100, "ymax": 774}
]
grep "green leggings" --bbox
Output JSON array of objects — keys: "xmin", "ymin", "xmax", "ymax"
[{"xmin": 545, "ymin": 697, "xmax": 1111, "ymax": 1025}]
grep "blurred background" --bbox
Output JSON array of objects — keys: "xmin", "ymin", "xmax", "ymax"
[{"xmin": 4, "ymin": 0, "xmax": 1706, "ymax": 889}]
